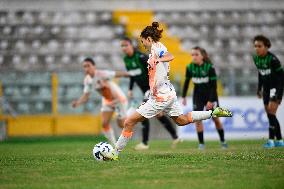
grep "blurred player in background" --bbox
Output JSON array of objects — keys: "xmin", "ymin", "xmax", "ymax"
[
  {"xmin": 120, "ymin": 37, "xmax": 181, "ymax": 150},
  {"xmin": 105, "ymin": 22, "xmax": 232, "ymax": 160},
  {"xmin": 252, "ymin": 35, "xmax": 284, "ymax": 148},
  {"xmin": 182, "ymin": 47, "xmax": 227, "ymax": 150},
  {"xmin": 72, "ymin": 57, "xmax": 134, "ymax": 145}
]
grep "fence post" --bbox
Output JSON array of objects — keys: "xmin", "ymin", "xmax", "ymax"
[
  {"xmin": 0, "ymin": 81, "xmax": 7, "ymax": 141},
  {"xmin": 51, "ymin": 73, "xmax": 58, "ymax": 135}
]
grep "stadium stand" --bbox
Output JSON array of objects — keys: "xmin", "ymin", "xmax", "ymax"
[{"xmin": 0, "ymin": 0, "xmax": 283, "ymax": 116}]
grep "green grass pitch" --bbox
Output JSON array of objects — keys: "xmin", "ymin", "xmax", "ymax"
[{"xmin": 0, "ymin": 136, "xmax": 283, "ymax": 189}]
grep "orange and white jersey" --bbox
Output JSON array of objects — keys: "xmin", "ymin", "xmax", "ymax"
[
  {"xmin": 147, "ymin": 42, "xmax": 176, "ymax": 102},
  {"xmin": 83, "ymin": 70, "xmax": 127, "ymax": 105}
]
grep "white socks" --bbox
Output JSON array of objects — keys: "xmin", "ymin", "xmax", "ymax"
[
  {"xmin": 115, "ymin": 130, "xmax": 133, "ymax": 152},
  {"xmin": 188, "ymin": 110, "xmax": 212, "ymax": 122},
  {"xmin": 103, "ymin": 128, "xmax": 116, "ymax": 146}
]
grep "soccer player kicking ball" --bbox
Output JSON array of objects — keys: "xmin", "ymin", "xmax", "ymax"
[
  {"xmin": 105, "ymin": 22, "xmax": 232, "ymax": 160},
  {"xmin": 121, "ymin": 37, "xmax": 181, "ymax": 150},
  {"xmin": 72, "ymin": 57, "xmax": 136, "ymax": 145}
]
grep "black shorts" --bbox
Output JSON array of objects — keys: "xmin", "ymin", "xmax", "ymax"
[
  {"xmin": 263, "ymin": 87, "xmax": 284, "ymax": 105},
  {"xmin": 193, "ymin": 92, "xmax": 219, "ymax": 111}
]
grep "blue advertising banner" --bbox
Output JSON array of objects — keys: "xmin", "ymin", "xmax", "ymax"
[{"xmin": 179, "ymin": 97, "xmax": 284, "ymax": 140}]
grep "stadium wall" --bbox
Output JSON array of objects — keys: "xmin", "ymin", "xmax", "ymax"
[{"xmin": 2, "ymin": 114, "xmax": 101, "ymax": 137}]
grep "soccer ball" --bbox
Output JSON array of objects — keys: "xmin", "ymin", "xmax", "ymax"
[{"xmin": 92, "ymin": 142, "xmax": 114, "ymax": 161}]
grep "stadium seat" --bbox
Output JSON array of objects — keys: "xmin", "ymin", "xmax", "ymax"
[
  {"xmin": 85, "ymin": 12, "xmax": 97, "ymax": 23},
  {"xmin": 61, "ymin": 55, "xmax": 71, "ymax": 64},
  {"xmin": 1, "ymin": 7, "xmax": 283, "ymax": 101},
  {"xmin": 44, "ymin": 55, "xmax": 55, "ymax": 64},
  {"xmin": 17, "ymin": 102, "xmax": 30, "ymax": 113},
  {"xmin": 0, "ymin": 40, "xmax": 8, "ymax": 50},
  {"xmin": 12, "ymin": 55, "xmax": 21, "ymax": 65},
  {"xmin": 28, "ymin": 55, "xmax": 38, "ymax": 65},
  {"xmin": 35, "ymin": 101, "xmax": 45, "ymax": 112},
  {"xmin": 22, "ymin": 12, "xmax": 34, "ymax": 24},
  {"xmin": 3, "ymin": 26, "xmax": 12, "ymax": 35},
  {"xmin": 0, "ymin": 55, "xmax": 4, "ymax": 65},
  {"xmin": 66, "ymin": 86, "xmax": 83, "ymax": 99},
  {"xmin": 47, "ymin": 40, "xmax": 60, "ymax": 52},
  {"xmin": 31, "ymin": 40, "xmax": 41, "ymax": 50},
  {"xmin": 21, "ymin": 86, "xmax": 32, "ymax": 96},
  {"xmin": 38, "ymin": 87, "xmax": 51, "ymax": 98}
]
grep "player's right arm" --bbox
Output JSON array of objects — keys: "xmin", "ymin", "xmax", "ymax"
[
  {"xmin": 271, "ymin": 54, "xmax": 284, "ymax": 88},
  {"xmin": 182, "ymin": 64, "xmax": 192, "ymax": 105},
  {"xmin": 128, "ymin": 77, "xmax": 134, "ymax": 98},
  {"xmin": 100, "ymin": 70, "xmax": 138, "ymax": 78},
  {"xmin": 72, "ymin": 92, "xmax": 90, "ymax": 108},
  {"xmin": 257, "ymin": 72, "xmax": 263, "ymax": 98},
  {"xmin": 72, "ymin": 75, "xmax": 92, "ymax": 108}
]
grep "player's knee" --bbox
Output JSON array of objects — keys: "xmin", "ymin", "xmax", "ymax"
[
  {"xmin": 175, "ymin": 121, "xmax": 184, "ymax": 126},
  {"xmin": 124, "ymin": 118, "xmax": 135, "ymax": 130},
  {"xmin": 213, "ymin": 118, "xmax": 222, "ymax": 127},
  {"xmin": 117, "ymin": 119, "xmax": 125, "ymax": 129},
  {"xmin": 195, "ymin": 121, "xmax": 202, "ymax": 126},
  {"xmin": 267, "ymin": 108, "xmax": 276, "ymax": 115},
  {"xmin": 174, "ymin": 117, "xmax": 187, "ymax": 126},
  {"xmin": 102, "ymin": 121, "xmax": 110, "ymax": 128}
]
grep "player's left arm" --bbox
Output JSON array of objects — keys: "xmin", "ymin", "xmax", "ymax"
[
  {"xmin": 271, "ymin": 55, "xmax": 284, "ymax": 87},
  {"xmin": 157, "ymin": 52, "xmax": 174, "ymax": 62},
  {"xmin": 155, "ymin": 44, "xmax": 174, "ymax": 63},
  {"xmin": 101, "ymin": 70, "xmax": 133, "ymax": 78},
  {"xmin": 208, "ymin": 65, "xmax": 218, "ymax": 107},
  {"xmin": 115, "ymin": 71, "xmax": 131, "ymax": 77},
  {"xmin": 72, "ymin": 92, "xmax": 90, "ymax": 108}
]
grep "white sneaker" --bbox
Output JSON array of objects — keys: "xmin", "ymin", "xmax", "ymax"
[
  {"xmin": 171, "ymin": 138, "xmax": 183, "ymax": 148},
  {"xmin": 134, "ymin": 143, "xmax": 149, "ymax": 150}
]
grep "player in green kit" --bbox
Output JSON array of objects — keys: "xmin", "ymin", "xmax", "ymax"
[
  {"xmin": 252, "ymin": 35, "xmax": 284, "ymax": 148},
  {"xmin": 182, "ymin": 47, "xmax": 228, "ymax": 149},
  {"xmin": 121, "ymin": 37, "xmax": 181, "ymax": 150}
]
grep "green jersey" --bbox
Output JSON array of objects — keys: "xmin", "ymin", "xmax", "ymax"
[
  {"xmin": 123, "ymin": 50, "xmax": 150, "ymax": 93},
  {"xmin": 182, "ymin": 61, "xmax": 217, "ymax": 101},
  {"xmin": 252, "ymin": 51, "xmax": 284, "ymax": 91}
]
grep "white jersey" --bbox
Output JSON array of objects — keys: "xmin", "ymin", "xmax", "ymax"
[
  {"xmin": 83, "ymin": 70, "xmax": 127, "ymax": 105},
  {"xmin": 148, "ymin": 42, "xmax": 176, "ymax": 102}
]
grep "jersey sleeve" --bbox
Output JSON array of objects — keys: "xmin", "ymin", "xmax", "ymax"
[
  {"xmin": 257, "ymin": 72, "xmax": 263, "ymax": 92},
  {"xmin": 139, "ymin": 53, "xmax": 149, "ymax": 74},
  {"xmin": 83, "ymin": 76, "xmax": 92, "ymax": 94},
  {"xmin": 208, "ymin": 65, "xmax": 218, "ymax": 102},
  {"xmin": 139, "ymin": 53, "xmax": 149, "ymax": 64},
  {"xmin": 271, "ymin": 55, "xmax": 283, "ymax": 72},
  {"xmin": 129, "ymin": 77, "xmax": 135, "ymax": 90},
  {"xmin": 154, "ymin": 43, "xmax": 168, "ymax": 58},
  {"xmin": 271, "ymin": 55, "xmax": 284, "ymax": 88},
  {"xmin": 98, "ymin": 70, "xmax": 116, "ymax": 80},
  {"xmin": 182, "ymin": 65, "xmax": 192, "ymax": 97}
]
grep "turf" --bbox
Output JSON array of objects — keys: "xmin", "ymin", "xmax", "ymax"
[{"xmin": 0, "ymin": 136, "xmax": 283, "ymax": 189}]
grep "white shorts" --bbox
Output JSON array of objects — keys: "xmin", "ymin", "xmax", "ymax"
[
  {"xmin": 101, "ymin": 102, "xmax": 128, "ymax": 119},
  {"xmin": 136, "ymin": 97, "xmax": 183, "ymax": 119}
]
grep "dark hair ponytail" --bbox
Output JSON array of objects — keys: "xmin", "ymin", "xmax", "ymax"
[
  {"xmin": 140, "ymin": 22, "xmax": 163, "ymax": 42},
  {"xmin": 192, "ymin": 46, "xmax": 212, "ymax": 64}
]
